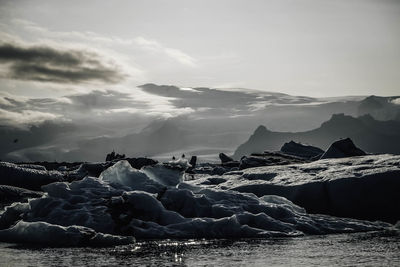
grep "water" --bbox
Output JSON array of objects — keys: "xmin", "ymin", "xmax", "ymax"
[{"xmin": 0, "ymin": 232, "xmax": 399, "ymax": 266}]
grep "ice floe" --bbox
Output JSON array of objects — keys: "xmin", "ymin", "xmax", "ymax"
[
  {"xmin": 0, "ymin": 220, "xmax": 133, "ymax": 247},
  {"xmin": 188, "ymin": 154, "xmax": 400, "ymax": 223},
  {"xmin": 0, "ymin": 162, "xmax": 63, "ymax": 191},
  {"xmin": 0, "ymin": 155, "xmax": 397, "ymax": 246}
]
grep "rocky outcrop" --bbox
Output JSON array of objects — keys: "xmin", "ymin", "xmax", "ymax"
[
  {"xmin": 239, "ymin": 152, "xmax": 307, "ymax": 170},
  {"xmin": 126, "ymin": 157, "xmax": 158, "ymax": 169},
  {"xmin": 280, "ymin": 141, "xmax": 324, "ymax": 159},
  {"xmin": 106, "ymin": 151, "xmax": 125, "ymax": 162},
  {"xmin": 219, "ymin": 153, "xmax": 234, "ymax": 163},
  {"xmin": 320, "ymin": 138, "xmax": 366, "ymax": 159}
]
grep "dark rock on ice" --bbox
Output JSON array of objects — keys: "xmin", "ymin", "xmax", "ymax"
[
  {"xmin": 320, "ymin": 138, "xmax": 366, "ymax": 159},
  {"xmin": 126, "ymin": 157, "xmax": 158, "ymax": 169},
  {"xmin": 239, "ymin": 156, "xmax": 272, "ymax": 169},
  {"xmin": 185, "ymin": 156, "xmax": 198, "ymax": 174},
  {"xmin": 219, "ymin": 153, "xmax": 234, "ymax": 164},
  {"xmin": 105, "ymin": 151, "xmax": 125, "ymax": 162},
  {"xmin": 222, "ymin": 161, "xmax": 240, "ymax": 168},
  {"xmin": 239, "ymin": 152, "xmax": 307, "ymax": 169},
  {"xmin": 200, "ymin": 177, "xmax": 227, "ymax": 185},
  {"xmin": 189, "ymin": 156, "xmax": 197, "ymax": 168},
  {"xmin": 280, "ymin": 141, "xmax": 324, "ymax": 159}
]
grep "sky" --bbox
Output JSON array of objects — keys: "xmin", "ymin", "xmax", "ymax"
[{"xmin": 0, "ymin": 0, "xmax": 399, "ymax": 130}]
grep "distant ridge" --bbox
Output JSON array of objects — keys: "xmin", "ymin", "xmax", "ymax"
[{"xmin": 233, "ymin": 113, "xmax": 400, "ymax": 159}]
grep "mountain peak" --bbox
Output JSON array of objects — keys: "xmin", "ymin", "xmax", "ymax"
[
  {"xmin": 253, "ymin": 125, "xmax": 269, "ymax": 136},
  {"xmin": 320, "ymin": 113, "xmax": 364, "ymax": 130}
]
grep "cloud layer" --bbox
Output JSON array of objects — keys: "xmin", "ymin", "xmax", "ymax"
[{"xmin": 0, "ymin": 42, "xmax": 124, "ymax": 84}]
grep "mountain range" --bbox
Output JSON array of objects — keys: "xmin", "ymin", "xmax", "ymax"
[
  {"xmin": 1, "ymin": 84, "xmax": 399, "ymax": 162},
  {"xmin": 233, "ymin": 113, "xmax": 400, "ymax": 159}
]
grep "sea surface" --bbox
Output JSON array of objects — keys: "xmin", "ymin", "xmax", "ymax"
[{"xmin": 0, "ymin": 231, "xmax": 399, "ymax": 266}]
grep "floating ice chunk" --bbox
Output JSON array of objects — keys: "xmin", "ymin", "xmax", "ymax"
[
  {"xmin": 0, "ymin": 202, "xmax": 30, "ymax": 229},
  {"xmin": 66, "ymin": 162, "xmax": 112, "ymax": 181},
  {"xmin": 190, "ymin": 154, "xmax": 400, "ymax": 223},
  {"xmin": 0, "ymin": 220, "xmax": 133, "ymax": 247},
  {"xmin": 0, "ymin": 185, "xmax": 43, "ymax": 210},
  {"xmin": 99, "ymin": 160, "xmax": 183, "ymax": 192},
  {"xmin": 167, "ymin": 158, "xmax": 191, "ymax": 169},
  {"xmin": 122, "ymin": 191, "xmax": 186, "ymax": 225},
  {"xmin": 17, "ymin": 164, "xmax": 47, "ymax": 171},
  {"xmin": 0, "ymin": 159, "xmax": 394, "ymax": 243},
  {"xmin": 0, "ymin": 162, "xmax": 63, "ymax": 191},
  {"xmin": 99, "ymin": 160, "xmax": 163, "ymax": 193},
  {"xmin": 142, "ymin": 164, "xmax": 182, "ymax": 187},
  {"xmin": 28, "ymin": 177, "xmax": 119, "ymax": 234},
  {"xmin": 260, "ymin": 195, "xmax": 306, "ymax": 214},
  {"xmin": 75, "ymin": 162, "xmax": 111, "ymax": 177}
]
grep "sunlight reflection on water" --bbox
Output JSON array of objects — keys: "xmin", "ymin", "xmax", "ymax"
[{"xmin": 0, "ymin": 232, "xmax": 399, "ymax": 266}]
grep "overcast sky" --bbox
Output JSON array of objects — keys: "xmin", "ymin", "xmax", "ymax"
[
  {"xmin": 0, "ymin": 0, "xmax": 399, "ymax": 129},
  {"xmin": 1, "ymin": 0, "xmax": 399, "ymax": 97}
]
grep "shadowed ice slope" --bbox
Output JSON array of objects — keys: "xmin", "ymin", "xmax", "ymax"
[{"xmin": 188, "ymin": 154, "xmax": 400, "ymax": 223}]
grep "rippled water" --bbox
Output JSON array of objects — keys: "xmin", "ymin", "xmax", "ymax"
[{"xmin": 0, "ymin": 232, "xmax": 399, "ymax": 266}]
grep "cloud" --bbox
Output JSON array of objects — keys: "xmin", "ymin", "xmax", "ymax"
[
  {"xmin": 139, "ymin": 83, "xmax": 260, "ymax": 110},
  {"xmin": 0, "ymin": 120, "xmax": 76, "ymax": 161},
  {"xmin": 0, "ymin": 109, "xmax": 61, "ymax": 128},
  {"xmin": 0, "ymin": 42, "xmax": 125, "ymax": 84},
  {"xmin": 0, "ymin": 87, "xmax": 195, "ymax": 129},
  {"xmin": 135, "ymin": 37, "xmax": 197, "ymax": 67},
  {"xmin": 66, "ymin": 89, "xmax": 148, "ymax": 111}
]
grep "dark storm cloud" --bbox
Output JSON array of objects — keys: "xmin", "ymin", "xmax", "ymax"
[{"xmin": 0, "ymin": 43, "xmax": 124, "ymax": 84}]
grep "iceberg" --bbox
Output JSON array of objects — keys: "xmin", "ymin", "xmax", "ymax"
[
  {"xmin": 0, "ymin": 220, "xmax": 133, "ymax": 247},
  {"xmin": 0, "ymin": 162, "xmax": 63, "ymax": 191},
  {"xmin": 0, "ymin": 155, "xmax": 397, "ymax": 246},
  {"xmin": 0, "ymin": 185, "xmax": 42, "ymax": 209},
  {"xmin": 188, "ymin": 154, "xmax": 400, "ymax": 223}
]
